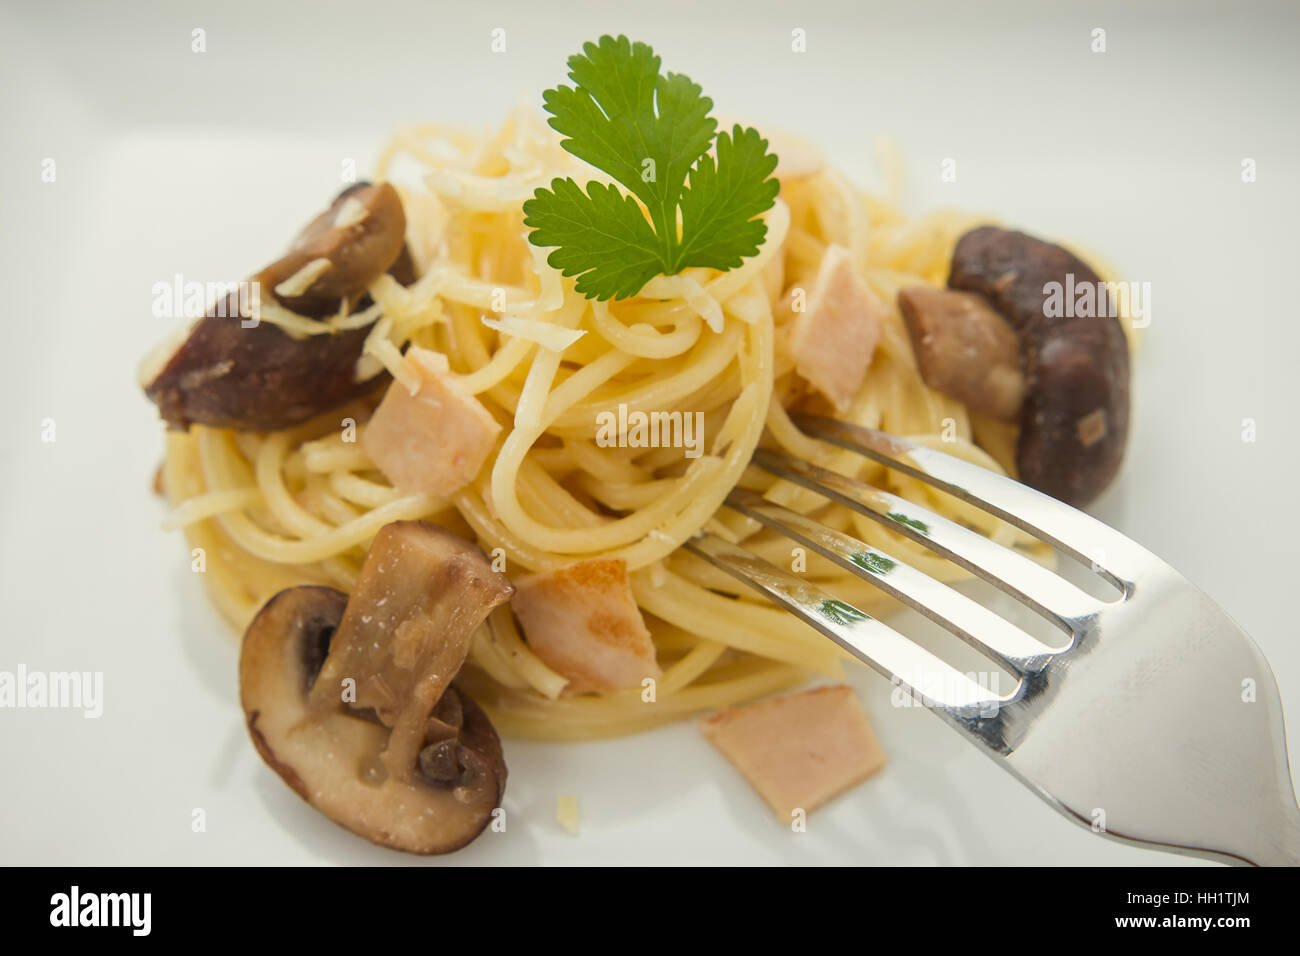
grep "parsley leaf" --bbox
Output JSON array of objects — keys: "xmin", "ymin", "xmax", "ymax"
[
  {"xmin": 677, "ymin": 124, "xmax": 780, "ymax": 272},
  {"xmin": 523, "ymin": 35, "xmax": 780, "ymax": 301},
  {"xmin": 524, "ymin": 178, "xmax": 663, "ymax": 301}
]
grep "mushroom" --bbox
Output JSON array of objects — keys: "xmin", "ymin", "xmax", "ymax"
[
  {"xmin": 948, "ymin": 226, "xmax": 1130, "ymax": 506},
  {"xmin": 144, "ymin": 182, "xmax": 410, "ymax": 432},
  {"xmin": 897, "ymin": 285, "xmax": 1028, "ymax": 423},
  {"xmin": 255, "ymin": 181, "xmax": 406, "ymax": 316},
  {"xmin": 239, "ymin": 522, "xmax": 514, "ymax": 855}
]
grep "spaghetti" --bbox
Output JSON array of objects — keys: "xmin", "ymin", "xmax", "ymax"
[{"xmin": 160, "ymin": 107, "xmax": 1093, "ymax": 740}]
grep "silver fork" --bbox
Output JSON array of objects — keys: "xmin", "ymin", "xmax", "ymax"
[{"xmin": 685, "ymin": 412, "xmax": 1300, "ymax": 866}]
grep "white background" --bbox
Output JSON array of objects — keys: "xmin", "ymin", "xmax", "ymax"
[{"xmin": 1, "ymin": 0, "xmax": 1297, "ymax": 865}]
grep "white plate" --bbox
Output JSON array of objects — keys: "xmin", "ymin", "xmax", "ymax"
[{"xmin": 2, "ymin": 0, "xmax": 1297, "ymax": 866}]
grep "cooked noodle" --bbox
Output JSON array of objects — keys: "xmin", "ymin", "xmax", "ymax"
[{"xmin": 161, "ymin": 107, "xmax": 1105, "ymax": 739}]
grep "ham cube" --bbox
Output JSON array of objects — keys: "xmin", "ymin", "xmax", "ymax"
[
  {"xmin": 701, "ymin": 685, "xmax": 886, "ymax": 818},
  {"xmin": 788, "ymin": 245, "xmax": 885, "ymax": 411},
  {"xmin": 362, "ymin": 347, "xmax": 501, "ymax": 498},
  {"xmin": 511, "ymin": 558, "xmax": 661, "ymax": 695}
]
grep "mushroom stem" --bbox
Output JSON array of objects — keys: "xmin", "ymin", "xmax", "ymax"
[{"xmin": 238, "ymin": 523, "xmax": 514, "ymax": 855}]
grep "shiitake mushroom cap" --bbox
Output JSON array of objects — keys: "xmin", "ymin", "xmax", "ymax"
[
  {"xmin": 144, "ymin": 182, "xmax": 409, "ymax": 432},
  {"xmin": 949, "ymin": 226, "xmax": 1130, "ymax": 507}
]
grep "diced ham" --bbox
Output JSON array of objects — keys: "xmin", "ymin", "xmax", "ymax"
[
  {"xmin": 788, "ymin": 245, "xmax": 884, "ymax": 411},
  {"xmin": 701, "ymin": 685, "xmax": 886, "ymax": 818},
  {"xmin": 362, "ymin": 346, "xmax": 501, "ymax": 498},
  {"xmin": 511, "ymin": 558, "xmax": 661, "ymax": 695},
  {"xmin": 897, "ymin": 285, "xmax": 1027, "ymax": 422}
]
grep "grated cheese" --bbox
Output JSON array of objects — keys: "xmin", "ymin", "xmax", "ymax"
[
  {"xmin": 481, "ymin": 314, "xmax": 586, "ymax": 353},
  {"xmin": 332, "ymin": 196, "xmax": 368, "ymax": 229},
  {"xmin": 273, "ymin": 257, "xmax": 333, "ymax": 299},
  {"xmin": 425, "ymin": 167, "xmax": 548, "ymax": 210},
  {"xmin": 361, "ymin": 316, "xmax": 421, "ymax": 391},
  {"xmin": 251, "ymin": 297, "xmax": 335, "ymax": 338},
  {"xmin": 556, "ymin": 795, "xmax": 580, "ymax": 836}
]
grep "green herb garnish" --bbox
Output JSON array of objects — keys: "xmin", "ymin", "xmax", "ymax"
[{"xmin": 522, "ymin": 35, "xmax": 780, "ymax": 301}]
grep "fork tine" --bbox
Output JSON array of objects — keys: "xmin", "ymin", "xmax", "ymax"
[
  {"xmin": 684, "ymin": 531, "xmax": 1016, "ymax": 720},
  {"xmin": 725, "ymin": 488, "xmax": 1059, "ymax": 672},
  {"xmin": 789, "ymin": 413, "xmax": 1155, "ymax": 588},
  {"xmin": 754, "ymin": 447, "xmax": 1102, "ymax": 633}
]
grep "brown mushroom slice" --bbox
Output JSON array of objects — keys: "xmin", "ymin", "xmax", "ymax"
[
  {"xmin": 948, "ymin": 226, "xmax": 1130, "ymax": 507},
  {"xmin": 239, "ymin": 522, "xmax": 514, "ymax": 855},
  {"xmin": 144, "ymin": 292, "xmax": 382, "ymax": 430},
  {"xmin": 898, "ymin": 286, "xmax": 1027, "ymax": 423},
  {"xmin": 240, "ymin": 587, "xmax": 506, "ymax": 854},
  {"xmin": 255, "ymin": 182, "xmax": 407, "ymax": 317},
  {"xmin": 143, "ymin": 182, "xmax": 409, "ymax": 432},
  {"xmin": 307, "ymin": 521, "xmax": 514, "ymax": 782}
]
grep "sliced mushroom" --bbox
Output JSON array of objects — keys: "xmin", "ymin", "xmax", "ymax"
[
  {"xmin": 255, "ymin": 181, "xmax": 406, "ymax": 316},
  {"xmin": 948, "ymin": 226, "xmax": 1130, "ymax": 506},
  {"xmin": 144, "ymin": 182, "xmax": 409, "ymax": 432},
  {"xmin": 898, "ymin": 286, "xmax": 1028, "ymax": 422},
  {"xmin": 239, "ymin": 522, "xmax": 513, "ymax": 855},
  {"xmin": 144, "ymin": 295, "xmax": 381, "ymax": 431}
]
